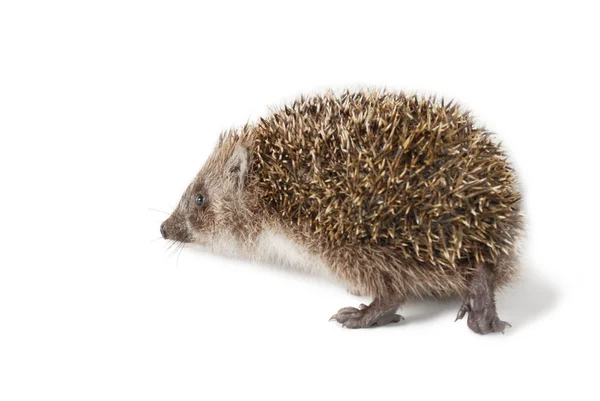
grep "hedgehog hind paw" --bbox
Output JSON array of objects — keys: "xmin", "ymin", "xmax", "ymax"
[
  {"xmin": 455, "ymin": 300, "xmax": 511, "ymax": 334},
  {"xmin": 330, "ymin": 301, "xmax": 403, "ymax": 329},
  {"xmin": 456, "ymin": 264, "xmax": 512, "ymax": 335},
  {"xmin": 467, "ymin": 312, "xmax": 511, "ymax": 334}
]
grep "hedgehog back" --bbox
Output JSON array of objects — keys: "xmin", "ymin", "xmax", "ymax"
[{"xmin": 249, "ymin": 90, "xmax": 522, "ymax": 271}]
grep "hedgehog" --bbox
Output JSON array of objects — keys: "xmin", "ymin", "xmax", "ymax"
[{"xmin": 160, "ymin": 89, "xmax": 523, "ymax": 334}]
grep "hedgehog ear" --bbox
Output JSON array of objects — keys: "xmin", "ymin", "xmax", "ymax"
[{"xmin": 225, "ymin": 145, "xmax": 249, "ymax": 190}]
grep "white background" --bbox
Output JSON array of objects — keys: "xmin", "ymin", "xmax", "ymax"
[{"xmin": 1, "ymin": 1, "xmax": 599, "ymax": 400}]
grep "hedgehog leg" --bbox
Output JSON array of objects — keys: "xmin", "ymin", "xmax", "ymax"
[
  {"xmin": 455, "ymin": 263, "xmax": 511, "ymax": 334},
  {"xmin": 329, "ymin": 297, "xmax": 404, "ymax": 329}
]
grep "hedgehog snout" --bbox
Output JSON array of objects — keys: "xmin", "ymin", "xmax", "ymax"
[{"xmin": 160, "ymin": 216, "xmax": 194, "ymax": 243}]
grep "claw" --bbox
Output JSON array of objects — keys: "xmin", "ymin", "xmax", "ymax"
[
  {"xmin": 337, "ymin": 307, "xmax": 359, "ymax": 314},
  {"xmin": 455, "ymin": 303, "xmax": 469, "ymax": 322},
  {"xmin": 492, "ymin": 318, "xmax": 512, "ymax": 334}
]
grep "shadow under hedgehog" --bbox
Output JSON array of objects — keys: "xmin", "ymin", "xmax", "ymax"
[{"xmin": 160, "ymin": 89, "xmax": 523, "ymax": 334}]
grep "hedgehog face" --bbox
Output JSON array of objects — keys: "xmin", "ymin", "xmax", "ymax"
[{"xmin": 160, "ymin": 145, "xmax": 251, "ymax": 251}]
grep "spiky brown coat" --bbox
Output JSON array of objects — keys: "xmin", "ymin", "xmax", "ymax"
[{"xmin": 184, "ymin": 90, "xmax": 523, "ymax": 300}]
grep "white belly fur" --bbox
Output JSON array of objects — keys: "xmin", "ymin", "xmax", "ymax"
[
  {"xmin": 204, "ymin": 224, "xmax": 333, "ymax": 281},
  {"xmin": 252, "ymin": 226, "xmax": 330, "ymax": 277}
]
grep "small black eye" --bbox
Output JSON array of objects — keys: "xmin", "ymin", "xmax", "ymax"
[{"xmin": 195, "ymin": 194, "xmax": 205, "ymax": 206}]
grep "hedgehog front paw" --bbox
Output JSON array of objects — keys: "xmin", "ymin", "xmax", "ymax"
[{"xmin": 329, "ymin": 303, "xmax": 404, "ymax": 328}]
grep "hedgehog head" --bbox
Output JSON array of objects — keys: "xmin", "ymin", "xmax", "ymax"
[{"xmin": 160, "ymin": 138, "xmax": 252, "ymax": 249}]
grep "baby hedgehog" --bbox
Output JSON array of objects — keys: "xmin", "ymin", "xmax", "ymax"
[{"xmin": 160, "ymin": 89, "xmax": 523, "ymax": 334}]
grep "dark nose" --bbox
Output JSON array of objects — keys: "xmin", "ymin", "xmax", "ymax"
[{"xmin": 160, "ymin": 222, "xmax": 167, "ymax": 239}]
